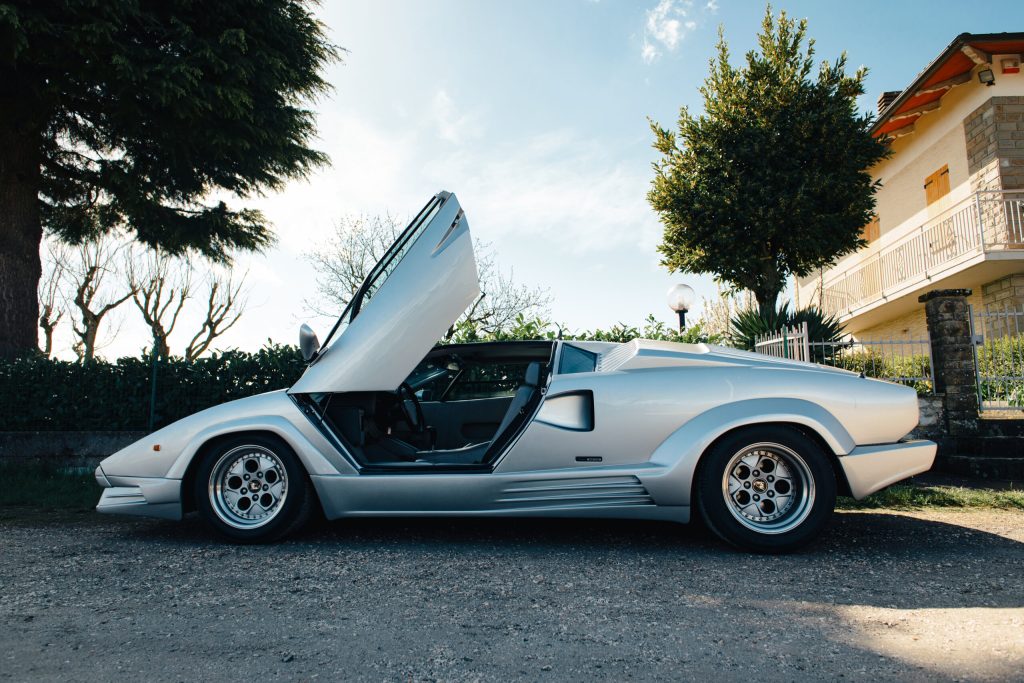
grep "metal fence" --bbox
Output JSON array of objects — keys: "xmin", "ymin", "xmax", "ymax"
[
  {"xmin": 753, "ymin": 322, "xmax": 810, "ymax": 362},
  {"xmin": 972, "ymin": 304, "xmax": 1024, "ymax": 411},
  {"xmin": 810, "ymin": 337, "xmax": 934, "ymax": 392},
  {"xmin": 754, "ymin": 326, "xmax": 934, "ymax": 393}
]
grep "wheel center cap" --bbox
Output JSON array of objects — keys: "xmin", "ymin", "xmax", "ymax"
[
  {"xmin": 250, "ymin": 480, "xmax": 262, "ymax": 493},
  {"xmin": 752, "ymin": 480, "xmax": 768, "ymax": 493}
]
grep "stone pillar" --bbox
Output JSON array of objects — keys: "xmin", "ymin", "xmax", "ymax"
[{"xmin": 920, "ymin": 289, "xmax": 979, "ymax": 435}]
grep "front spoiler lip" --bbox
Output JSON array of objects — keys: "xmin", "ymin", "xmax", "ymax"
[
  {"xmin": 95, "ymin": 474, "xmax": 183, "ymax": 521},
  {"xmin": 838, "ymin": 439, "xmax": 937, "ymax": 499}
]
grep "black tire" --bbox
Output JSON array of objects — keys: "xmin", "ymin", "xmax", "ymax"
[
  {"xmin": 696, "ymin": 425, "xmax": 836, "ymax": 553},
  {"xmin": 194, "ymin": 433, "xmax": 316, "ymax": 543}
]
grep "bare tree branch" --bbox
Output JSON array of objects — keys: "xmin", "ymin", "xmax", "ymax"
[
  {"xmin": 127, "ymin": 248, "xmax": 193, "ymax": 358},
  {"xmin": 38, "ymin": 241, "xmax": 70, "ymax": 357},
  {"xmin": 306, "ymin": 213, "xmax": 551, "ymax": 336},
  {"xmin": 67, "ymin": 236, "xmax": 137, "ymax": 361},
  {"xmin": 184, "ymin": 268, "xmax": 248, "ymax": 361}
]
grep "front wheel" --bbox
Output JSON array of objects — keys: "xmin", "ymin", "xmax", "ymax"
[
  {"xmin": 696, "ymin": 426, "xmax": 836, "ymax": 553},
  {"xmin": 194, "ymin": 434, "xmax": 315, "ymax": 543}
]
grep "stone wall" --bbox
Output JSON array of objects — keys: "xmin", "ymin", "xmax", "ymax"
[
  {"xmin": 910, "ymin": 394, "xmax": 946, "ymax": 441},
  {"xmin": 0, "ymin": 431, "xmax": 145, "ymax": 469},
  {"xmin": 982, "ymin": 273, "xmax": 1024, "ymax": 311},
  {"xmin": 965, "ymin": 95, "xmax": 1024, "ymax": 191},
  {"xmin": 920, "ymin": 289, "xmax": 979, "ymax": 435}
]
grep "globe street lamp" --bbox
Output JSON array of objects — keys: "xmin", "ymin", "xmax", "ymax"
[{"xmin": 667, "ymin": 283, "xmax": 695, "ymax": 332}]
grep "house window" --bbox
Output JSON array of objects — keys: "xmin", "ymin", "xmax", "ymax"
[
  {"xmin": 924, "ymin": 165, "xmax": 950, "ymax": 205},
  {"xmin": 861, "ymin": 215, "xmax": 880, "ymax": 243}
]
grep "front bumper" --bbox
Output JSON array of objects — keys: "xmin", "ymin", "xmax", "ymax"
[
  {"xmin": 838, "ymin": 440, "xmax": 937, "ymax": 499},
  {"xmin": 95, "ymin": 466, "xmax": 183, "ymax": 520}
]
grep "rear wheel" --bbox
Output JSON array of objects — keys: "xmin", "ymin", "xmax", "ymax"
[
  {"xmin": 696, "ymin": 426, "xmax": 836, "ymax": 553},
  {"xmin": 194, "ymin": 434, "xmax": 315, "ymax": 543}
]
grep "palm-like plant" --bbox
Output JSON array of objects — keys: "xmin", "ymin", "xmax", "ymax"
[{"xmin": 730, "ymin": 303, "xmax": 845, "ymax": 362}]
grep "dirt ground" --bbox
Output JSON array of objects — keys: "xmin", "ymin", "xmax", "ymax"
[{"xmin": 1, "ymin": 507, "xmax": 1022, "ymax": 682}]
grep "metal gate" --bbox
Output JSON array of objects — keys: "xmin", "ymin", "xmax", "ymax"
[{"xmin": 972, "ymin": 304, "xmax": 1024, "ymax": 411}]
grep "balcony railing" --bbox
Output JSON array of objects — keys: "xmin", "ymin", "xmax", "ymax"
[{"xmin": 821, "ymin": 191, "xmax": 1024, "ymax": 317}]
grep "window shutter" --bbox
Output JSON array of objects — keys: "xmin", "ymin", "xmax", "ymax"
[{"xmin": 924, "ymin": 165, "xmax": 950, "ymax": 205}]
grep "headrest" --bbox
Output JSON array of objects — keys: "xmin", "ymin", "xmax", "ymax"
[{"xmin": 524, "ymin": 362, "xmax": 542, "ymax": 386}]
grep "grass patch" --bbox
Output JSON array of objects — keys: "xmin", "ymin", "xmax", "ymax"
[
  {"xmin": 0, "ymin": 462, "xmax": 99, "ymax": 510},
  {"xmin": 838, "ymin": 484, "xmax": 1024, "ymax": 511}
]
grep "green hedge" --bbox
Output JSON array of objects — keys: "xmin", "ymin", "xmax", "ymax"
[
  {"xmin": 0, "ymin": 345, "xmax": 305, "ymax": 431},
  {"xmin": 8, "ymin": 333, "xmax": 1020, "ymax": 431},
  {"xmin": 828, "ymin": 350, "xmax": 934, "ymax": 395},
  {"xmin": 2, "ymin": 316, "xmax": 719, "ymax": 432},
  {"xmin": 976, "ymin": 335, "xmax": 1024, "ymax": 407}
]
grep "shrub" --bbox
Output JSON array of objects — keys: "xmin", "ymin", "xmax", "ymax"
[
  {"xmin": 976, "ymin": 335, "xmax": 1024, "ymax": 407},
  {"xmin": 730, "ymin": 303, "xmax": 845, "ymax": 362},
  {"xmin": 828, "ymin": 349, "xmax": 933, "ymax": 395},
  {"xmin": 0, "ymin": 344, "xmax": 305, "ymax": 431},
  {"xmin": 2, "ymin": 317, "xmax": 729, "ymax": 432},
  {"xmin": 449, "ymin": 313, "xmax": 725, "ymax": 345}
]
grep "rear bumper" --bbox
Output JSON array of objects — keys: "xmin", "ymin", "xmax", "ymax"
[
  {"xmin": 838, "ymin": 440, "xmax": 937, "ymax": 500},
  {"xmin": 95, "ymin": 466, "xmax": 183, "ymax": 520}
]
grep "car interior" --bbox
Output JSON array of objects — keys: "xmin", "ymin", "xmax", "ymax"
[{"xmin": 303, "ymin": 341, "xmax": 557, "ymax": 470}]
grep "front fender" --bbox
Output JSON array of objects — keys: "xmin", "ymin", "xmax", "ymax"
[
  {"xmin": 99, "ymin": 391, "xmax": 355, "ymax": 482},
  {"xmin": 164, "ymin": 413, "xmax": 354, "ymax": 479},
  {"xmin": 637, "ymin": 398, "xmax": 855, "ymax": 507}
]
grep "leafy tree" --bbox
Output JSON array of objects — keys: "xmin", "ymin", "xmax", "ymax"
[
  {"xmin": 0, "ymin": 0, "xmax": 338, "ymax": 358},
  {"xmin": 648, "ymin": 7, "xmax": 889, "ymax": 315}
]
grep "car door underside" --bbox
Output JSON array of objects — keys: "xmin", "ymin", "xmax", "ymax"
[{"xmin": 296, "ymin": 341, "xmax": 555, "ymax": 472}]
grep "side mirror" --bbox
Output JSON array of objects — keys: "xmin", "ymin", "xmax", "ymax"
[{"xmin": 299, "ymin": 323, "xmax": 321, "ymax": 362}]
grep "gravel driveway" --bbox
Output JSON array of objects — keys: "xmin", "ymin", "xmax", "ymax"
[{"xmin": 1, "ymin": 507, "xmax": 1022, "ymax": 682}]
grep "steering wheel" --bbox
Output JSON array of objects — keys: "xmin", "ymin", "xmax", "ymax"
[{"xmin": 397, "ymin": 382, "xmax": 426, "ymax": 434}]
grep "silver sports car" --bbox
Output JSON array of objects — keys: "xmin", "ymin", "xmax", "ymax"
[{"xmin": 96, "ymin": 191, "xmax": 936, "ymax": 552}]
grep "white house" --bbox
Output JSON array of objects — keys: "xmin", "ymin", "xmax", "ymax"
[{"xmin": 797, "ymin": 32, "xmax": 1024, "ymax": 340}]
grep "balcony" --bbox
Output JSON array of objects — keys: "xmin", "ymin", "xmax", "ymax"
[{"xmin": 821, "ymin": 191, "xmax": 1024, "ymax": 322}]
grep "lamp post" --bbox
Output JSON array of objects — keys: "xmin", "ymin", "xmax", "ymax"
[{"xmin": 667, "ymin": 283, "xmax": 695, "ymax": 332}]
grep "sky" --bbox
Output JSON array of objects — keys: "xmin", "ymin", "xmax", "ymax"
[{"xmin": 58, "ymin": 0, "xmax": 1021, "ymax": 359}]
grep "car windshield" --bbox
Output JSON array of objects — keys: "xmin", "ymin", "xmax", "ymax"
[{"xmin": 317, "ymin": 194, "xmax": 446, "ymax": 350}]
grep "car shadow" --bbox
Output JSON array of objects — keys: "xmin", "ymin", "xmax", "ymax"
[{"xmin": 135, "ymin": 507, "xmax": 1024, "ymax": 558}]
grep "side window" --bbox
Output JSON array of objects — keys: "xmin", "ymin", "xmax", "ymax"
[
  {"xmin": 446, "ymin": 362, "xmax": 530, "ymax": 401},
  {"xmin": 415, "ymin": 370, "xmax": 457, "ymax": 401},
  {"xmin": 924, "ymin": 165, "xmax": 950, "ymax": 206},
  {"xmin": 558, "ymin": 344, "xmax": 597, "ymax": 374}
]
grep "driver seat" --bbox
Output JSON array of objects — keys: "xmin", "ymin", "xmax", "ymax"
[{"xmin": 414, "ymin": 362, "xmax": 543, "ymax": 465}]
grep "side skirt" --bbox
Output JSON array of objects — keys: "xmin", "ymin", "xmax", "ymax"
[{"xmin": 309, "ymin": 469, "xmax": 690, "ymax": 524}]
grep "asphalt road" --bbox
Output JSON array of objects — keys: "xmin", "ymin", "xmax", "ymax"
[{"xmin": 1, "ymin": 507, "xmax": 1023, "ymax": 682}]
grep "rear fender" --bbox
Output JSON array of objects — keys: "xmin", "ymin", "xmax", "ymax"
[{"xmin": 638, "ymin": 398, "xmax": 855, "ymax": 506}]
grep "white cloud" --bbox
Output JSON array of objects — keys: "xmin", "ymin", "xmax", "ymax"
[
  {"xmin": 640, "ymin": 0, "xmax": 712, "ymax": 64},
  {"xmin": 430, "ymin": 89, "xmax": 481, "ymax": 145},
  {"xmin": 641, "ymin": 42, "xmax": 659, "ymax": 64},
  {"xmin": 423, "ymin": 129, "xmax": 660, "ymax": 255}
]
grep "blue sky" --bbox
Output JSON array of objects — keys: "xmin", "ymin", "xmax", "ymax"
[{"xmin": 92, "ymin": 0, "xmax": 1020, "ymax": 357}]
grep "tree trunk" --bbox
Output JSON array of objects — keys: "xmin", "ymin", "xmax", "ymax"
[
  {"xmin": 0, "ymin": 117, "xmax": 42, "ymax": 359},
  {"xmin": 81, "ymin": 318, "xmax": 99, "ymax": 362},
  {"xmin": 754, "ymin": 287, "xmax": 779, "ymax": 317}
]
